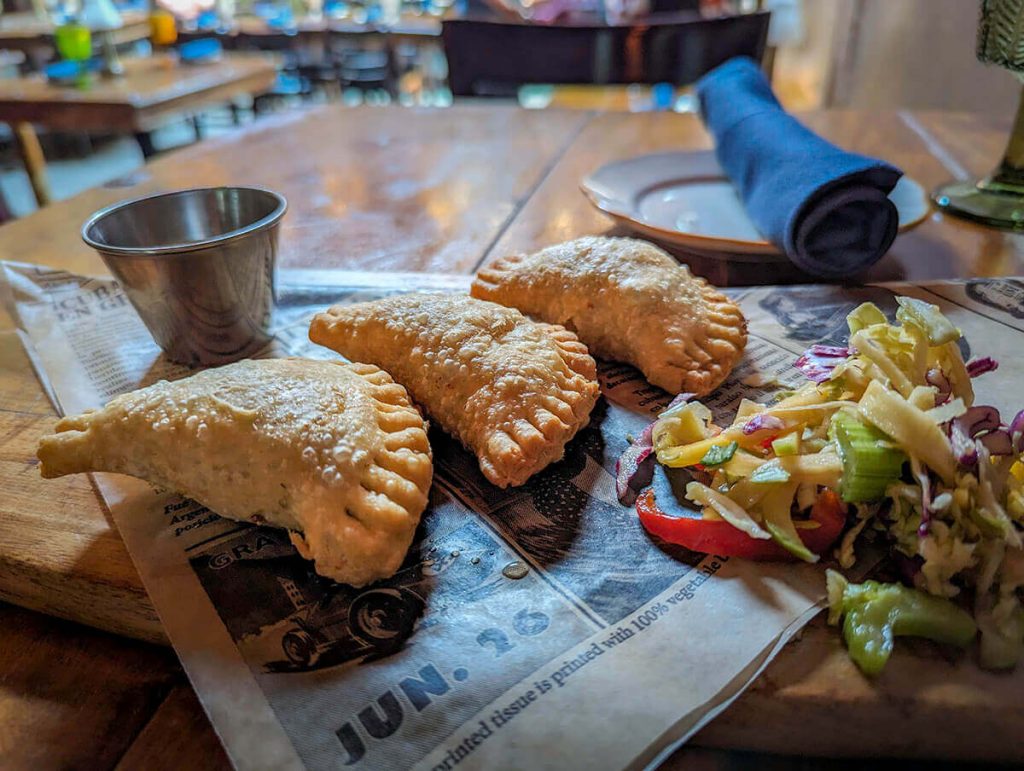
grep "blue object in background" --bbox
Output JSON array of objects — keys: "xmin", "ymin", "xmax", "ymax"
[
  {"xmin": 45, "ymin": 58, "xmax": 102, "ymax": 85},
  {"xmin": 265, "ymin": 6, "xmax": 296, "ymax": 29},
  {"xmin": 696, "ymin": 57, "xmax": 903, "ymax": 278},
  {"xmin": 195, "ymin": 10, "xmax": 219, "ymax": 30},
  {"xmin": 651, "ymin": 82, "xmax": 675, "ymax": 112},
  {"xmin": 178, "ymin": 38, "xmax": 223, "ymax": 63},
  {"xmin": 45, "ymin": 59, "xmax": 83, "ymax": 81}
]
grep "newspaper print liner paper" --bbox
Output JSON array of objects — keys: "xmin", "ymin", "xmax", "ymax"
[{"xmin": 4, "ymin": 262, "xmax": 1024, "ymax": 771}]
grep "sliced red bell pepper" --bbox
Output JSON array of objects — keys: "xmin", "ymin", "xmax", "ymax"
[
  {"xmin": 636, "ymin": 487, "xmax": 846, "ymax": 560},
  {"xmin": 803, "ymin": 489, "xmax": 847, "ymax": 553}
]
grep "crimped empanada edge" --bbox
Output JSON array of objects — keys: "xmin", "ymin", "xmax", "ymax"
[{"xmin": 476, "ymin": 323, "xmax": 600, "ymax": 488}]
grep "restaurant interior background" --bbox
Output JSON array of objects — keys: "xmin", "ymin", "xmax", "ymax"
[{"xmin": 0, "ymin": 0, "xmax": 1016, "ymax": 219}]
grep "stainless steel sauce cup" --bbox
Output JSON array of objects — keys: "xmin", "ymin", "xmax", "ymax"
[{"xmin": 82, "ymin": 186, "xmax": 287, "ymax": 366}]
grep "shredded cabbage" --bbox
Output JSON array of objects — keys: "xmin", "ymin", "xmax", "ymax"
[
  {"xmin": 643, "ymin": 295, "xmax": 1024, "ymax": 670},
  {"xmin": 858, "ymin": 380, "xmax": 957, "ymax": 484},
  {"xmin": 895, "ymin": 296, "xmax": 961, "ymax": 346},
  {"xmin": 926, "ymin": 397, "xmax": 967, "ymax": 424},
  {"xmin": 847, "ymin": 302, "xmax": 887, "ymax": 334},
  {"xmin": 685, "ymin": 482, "xmax": 771, "ymax": 540}
]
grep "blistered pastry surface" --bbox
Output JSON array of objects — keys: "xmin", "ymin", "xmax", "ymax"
[
  {"xmin": 37, "ymin": 358, "xmax": 432, "ymax": 586},
  {"xmin": 472, "ymin": 236, "xmax": 747, "ymax": 395},
  {"xmin": 309, "ymin": 293, "xmax": 600, "ymax": 487}
]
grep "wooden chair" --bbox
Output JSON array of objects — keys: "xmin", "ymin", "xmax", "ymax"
[{"xmin": 441, "ymin": 10, "xmax": 770, "ymax": 97}]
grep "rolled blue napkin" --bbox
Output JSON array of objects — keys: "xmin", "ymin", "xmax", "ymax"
[{"xmin": 696, "ymin": 57, "xmax": 903, "ymax": 278}]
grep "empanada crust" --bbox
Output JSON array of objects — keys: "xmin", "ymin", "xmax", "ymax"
[
  {"xmin": 472, "ymin": 236, "xmax": 747, "ymax": 396},
  {"xmin": 37, "ymin": 358, "xmax": 432, "ymax": 587},
  {"xmin": 309, "ymin": 293, "xmax": 600, "ymax": 488}
]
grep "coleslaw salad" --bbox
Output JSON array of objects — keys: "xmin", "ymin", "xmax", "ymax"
[{"xmin": 617, "ymin": 297, "xmax": 1024, "ymax": 673}]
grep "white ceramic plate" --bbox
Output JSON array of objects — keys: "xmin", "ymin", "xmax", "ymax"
[{"xmin": 581, "ymin": 150, "xmax": 931, "ymax": 261}]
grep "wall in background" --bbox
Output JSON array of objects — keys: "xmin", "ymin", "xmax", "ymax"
[
  {"xmin": 828, "ymin": 0, "xmax": 1019, "ymax": 116},
  {"xmin": 773, "ymin": 0, "xmax": 1019, "ymax": 117}
]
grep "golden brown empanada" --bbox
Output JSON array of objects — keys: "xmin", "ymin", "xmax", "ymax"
[
  {"xmin": 471, "ymin": 236, "xmax": 747, "ymax": 396},
  {"xmin": 309, "ymin": 294, "xmax": 599, "ymax": 488},
  {"xmin": 37, "ymin": 358, "xmax": 432, "ymax": 587}
]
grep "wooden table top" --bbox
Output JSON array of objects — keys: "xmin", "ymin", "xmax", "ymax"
[
  {"xmin": 0, "ymin": 52, "xmax": 278, "ymax": 132},
  {"xmin": 1, "ymin": 104, "xmax": 1023, "ymax": 769}
]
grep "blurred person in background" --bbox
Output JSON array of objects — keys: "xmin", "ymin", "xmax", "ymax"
[{"xmin": 155, "ymin": 0, "xmax": 215, "ymax": 20}]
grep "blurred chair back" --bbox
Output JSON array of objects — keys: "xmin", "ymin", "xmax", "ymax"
[{"xmin": 442, "ymin": 10, "xmax": 770, "ymax": 97}]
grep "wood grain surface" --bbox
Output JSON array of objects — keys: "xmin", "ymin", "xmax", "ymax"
[
  {"xmin": 113, "ymin": 685, "xmax": 232, "ymax": 771},
  {"xmin": 2, "ymin": 104, "xmax": 1023, "ymax": 769},
  {"xmin": 0, "ymin": 602, "xmax": 177, "ymax": 769},
  {"xmin": 488, "ymin": 109, "xmax": 1024, "ymax": 285},
  {"xmin": 0, "ymin": 104, "xmax": 591, "ymax": 276},
  {"xmin": 0, "ymin": 327, "xmax": 163, "ymax": 644}
]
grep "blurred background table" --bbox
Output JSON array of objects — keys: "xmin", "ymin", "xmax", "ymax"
[
  {"xmin": 0, "ymin": 52, "xmax": 278, "ymax": 206},
  {"xmin": 0, "ymin": 104, "xmax": 1023, "ymax": 769},
  {"xmin": 0, "ymin": 8, "xmax": 150, "ymax": 54}
]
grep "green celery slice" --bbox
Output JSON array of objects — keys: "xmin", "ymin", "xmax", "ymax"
[
  {"xmin": 831, "ymin": 409, "xmax": 907, "ymax": 502},
  {"xmin": 700, "ymin": 441, "xmax": 738, "ymax": 467},
  {"xmin": 771, "ymin": 432, "xmax": 801, "ymax": 456},
  {"xmin": 826, "ymin": 570, "xmax": 977, "ymax": 676}
]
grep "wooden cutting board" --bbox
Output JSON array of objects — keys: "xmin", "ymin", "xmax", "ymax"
[
  {"xmin": 0, "ymin": 327, "xmax": 164, "ymax": 644},
  {"xmin": 2, "ymin": 318, "xmax": 1022, "ymax": 761}
]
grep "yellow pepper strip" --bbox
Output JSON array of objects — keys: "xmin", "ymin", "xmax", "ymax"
[
  {"xmin": 774, "ymin": 382, "xmax": 829, "ymax": 409},
  {"xmin": 659, "ymin": 384, "xmax": 838, "ymax": 469},
  {"xmin": 765, "ymin": 401, "xmax": 857, "ymax": 422},
  {"xmin": 659, "ymin": 404, "xmax": 832, "ymax": 470},
  {"xmin": 858, "ymin": 379, "xmax": 957, "ymax": 484},
  {"xmin": 657, "ymin": 430, "xmax": 750, "ymax": 467},
  {"xmin": 775, "ymin": 452, "xmax": 843, "ymax": 488},
  {"xmin": 721, "ymin": 450, "xmax": 765, "ymax": 477},
  {"xmin": 850, "ymin": 329, "xmax": 916, "ymax": 398}
]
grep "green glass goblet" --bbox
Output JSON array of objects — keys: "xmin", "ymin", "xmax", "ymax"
[{"xmin": 933, "ymin": 0, "xmax": 1024, "ymax": 229}]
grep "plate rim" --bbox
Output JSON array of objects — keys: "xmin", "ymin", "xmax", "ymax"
[{"xmin": 580, "ymin": 150, "xmax": 930, "ymax": 258}]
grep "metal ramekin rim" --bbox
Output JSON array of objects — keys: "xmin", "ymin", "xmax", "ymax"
[{"xmin": 81, "ymin": 186, "xmax": 288, "ymax": 257}]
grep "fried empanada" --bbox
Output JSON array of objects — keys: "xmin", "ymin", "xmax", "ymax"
[
  {"xmin": 309, "ymin": 294, "xmax": 599, "ymax": 488},
  {"xmin": 37, "ymin": 358, "xmax": 432, "ymax": 587},
  {"xmin": 471, "ymin": 236, "xmax": 747, "ymax": 396}
]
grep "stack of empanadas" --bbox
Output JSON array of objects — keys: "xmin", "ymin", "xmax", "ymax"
[{"xmin": 37, "ymin": 235, "xmax": 746, "ymax": 586}]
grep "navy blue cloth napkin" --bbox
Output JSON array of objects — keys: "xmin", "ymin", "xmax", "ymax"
[{"xmin": 695, "ymin": 57, "xmax": 903, "ymax": 278}]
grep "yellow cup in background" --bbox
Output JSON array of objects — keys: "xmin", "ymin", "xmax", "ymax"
[{"xmin": 149, "ymin": 10, "xmax": 178, "ymax": 46}]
